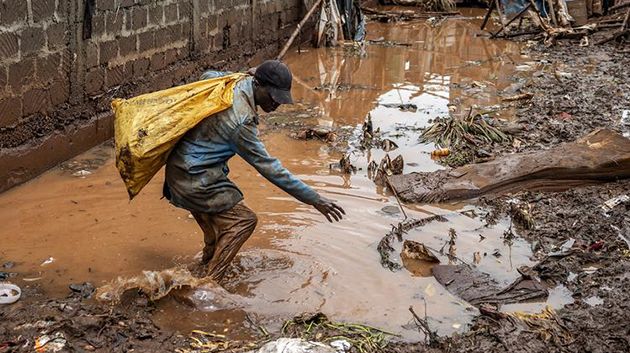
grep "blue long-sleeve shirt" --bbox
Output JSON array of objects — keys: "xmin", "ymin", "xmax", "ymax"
[{"xmin": 163, "ymin": 72, "xmax": 320, "ymax": 214}]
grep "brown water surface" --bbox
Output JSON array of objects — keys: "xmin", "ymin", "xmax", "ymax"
[{"xmin": 0, "ymin": 10, "xmax": 559, "ymax": 341}]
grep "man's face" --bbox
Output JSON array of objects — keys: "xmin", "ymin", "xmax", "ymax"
[{"xmin": 255, "ymin": 85, "xmax": 280, "ymax": 113}]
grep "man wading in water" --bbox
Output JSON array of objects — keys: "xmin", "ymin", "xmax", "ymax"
[{"xmin": 163, "ymin": 60, "xmax": 345, "ymax": 280}]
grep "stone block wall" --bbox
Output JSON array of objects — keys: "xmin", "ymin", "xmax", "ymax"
[
  {"xmin": 0, "ymin": 0, "xmax": 71, "ymax": 129},
  {"xmin": 0, "ymin": 0, "xmax": 312, "ymax": 192}
]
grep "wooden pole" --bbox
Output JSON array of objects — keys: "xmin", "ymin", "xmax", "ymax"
[
  {"xmin": 495, "ymin": 0, "xmax": 508, "ymax": 34},
  {"xmin": 491, "ymin": 3, "xmax": 532, "ymax": 38},
  {"xmin": 546, "ymin": 0, "xmax": 558, "ymax": 26},
  {"xmin": 277, "ymin": 0, "xmax": 324, "ymax": 60},
  {"xmin": 481, "ymin": 0, "xmax": 497, "ymax": 30}
]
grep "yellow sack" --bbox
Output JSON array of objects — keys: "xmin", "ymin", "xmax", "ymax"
[{"xmin": 112, "ymin": 73, "xmax": 246, "ymax": 199}]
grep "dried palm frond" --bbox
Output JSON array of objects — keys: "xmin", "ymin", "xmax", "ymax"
[{"xmin": 420, "ymin": 114, "xmax": 512, "ymax": 149}]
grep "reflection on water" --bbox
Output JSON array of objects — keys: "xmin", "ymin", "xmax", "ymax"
[{"xmin": 0, "ymin": 10, "xmax": 549, "ymax": 341}]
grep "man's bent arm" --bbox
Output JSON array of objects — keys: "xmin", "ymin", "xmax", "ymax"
[{"xmin": 232, "ymin": 122, "xmax": 320, "ymax": 205}]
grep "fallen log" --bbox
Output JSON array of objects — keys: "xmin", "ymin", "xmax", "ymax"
[{"xmin": 389, "ymin": 129, "xmax": 630, "ymax": 203}]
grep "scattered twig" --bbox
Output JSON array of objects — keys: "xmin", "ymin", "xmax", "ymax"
[
  {"xmin": 385, "ymin": 176, "xmax": 408, "ymax": 220},
  {"xmin": 502, "ymin": 92, "xmax": 534, "ymax": 102},
  {"xmin": 409, "ymin": 305, "xmax": 440, "ymax": 346}
]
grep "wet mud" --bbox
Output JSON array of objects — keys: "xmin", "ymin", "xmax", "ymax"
[{"xmin": 2, "ymin": 7, "xmax": 630, "ymax": 353}]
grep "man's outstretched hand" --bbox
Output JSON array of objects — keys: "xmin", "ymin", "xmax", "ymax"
[{"xmin": 313, "ymin": 196, "xmax": 345, "ymax": 222}]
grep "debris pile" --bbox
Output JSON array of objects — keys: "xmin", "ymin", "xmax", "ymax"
[
  {"xmin": 419, "ymin": 113, "xmax": 512, "ymax": 167},
  {"xmin": 481, "ymin": 0, "xmax": 630, "ymax": 46},
  {"xmin": 281, "ymin": 312, "xmax": 397, "ymax": 353}
]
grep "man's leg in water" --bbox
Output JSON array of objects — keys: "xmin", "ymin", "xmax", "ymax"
[{"xmin": 191, "ymin": 201, "xmax": 258, "ymax": 281}]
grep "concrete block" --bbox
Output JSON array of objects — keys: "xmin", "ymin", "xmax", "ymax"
[
  {"xmin": 163, "ymin": 48, "xmax": 178, "ymax": 66},
  {"xmin": 0, "ymin": 65, "xmax": 7, "ymax": 89},
  {"xmin": 85, "ymin": 41, "xmax": 99, "ymax": 68},
  {"xmin": 182, "ymin": 21, "xmax": 191, "ymax": 40},
  {"xmin": 49, "ymin": 79, "xmax": 70, "ymax": 106},
  {"xmin": 31, "ymin": 0, "xmax": 56, "ymax": 23},
  {"xmin": 149, "ymin": 52, "xmax": 165, "ymax": 71},
  {"xmin": 164, "ymin": 3, "xmax": 178, "ymax": 23},
  {"xmin": 46, "ymin": 23, "xmax": 68, "ymax": 50},
  {"xmin": 105, "ymin": 64, "xmax": 126, "ymax": 87},
  {"xmin": 132, "ymin": 7, "xmax": 148, "ymax": 30},
  {"xmin": 138, "ymin": 31, "xmax": 155, "ymax": 52},
  {"xmin": 179, "ymin": 1, "xmax": 193, "ymax": 19},
  {"xmin": 22, "ymin": 87, "xmax": 51, "ymax": 115},
  {"xmin": 56, "ymin": 0, "xmax": 70, "ymax": 17},
  {"xmin": 198, "ymin": 0, "xmax": 210, "ymax": 14},
  {"xmin": 197, "ymin": 37, "xmax": 210, "ymax": 53},
  {"xmin": 91, "ymin": 14, "xmax": 106, "ymax": 37},
  {"xmin": 36, "ymin": 53, "xmax": 62, "ymax": 84},
  {"xmin": 0, "ymin": 32, "xmax": 19, "ymax": 59},
  {"xmin": 96, "ymin": 0, "xmax": 116, "ymax": 11},
  {"xmin": 106, "ymin": 11, "xmax": 124, "ymax": 34},
  {"xmin": 153, "ymin": 27, "xmax": 167, "ymax": 47},
  {"xmin": 176, "ymin": 46, "xmax": 189, "ymax": 60},
  {"xmin": 99, "ymin": 40, "xmax": 119, "ymax": 64},
  {"xmin": 149, "ymin": 5, "xmax": 164, "ymax": 25},
  {"xmin": 0, "ymin": 96, "xmax": 22, "ymax": 127},
  {"xmin": 119, "ymin": 35, "xmax": 137, "ymax": 56},
  {"xmin": 132, "ymin": 57, "xmax": 150, "ymax": 78},
  {"xmin": 19, "ymin": 27, "xmax": 46, "ymax": 56},
  {"xmin": 8, "ymin": 58, "xmax": 35, "ymax": 93},
  {"xmin": 120, "ymin": 0, "xmax": 135, "ymax": 8},
  {"xmin": 85, "ymin": 68, "xmax": 104, "ymax": 95},
  {"xmin": 0, "ymin": 0, "xmax": 28, "ymax": 26}
]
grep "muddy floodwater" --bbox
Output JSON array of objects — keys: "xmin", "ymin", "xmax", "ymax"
[{"xmin": 0, "ymin": 9, "xmax": 570, "ymax": 341}]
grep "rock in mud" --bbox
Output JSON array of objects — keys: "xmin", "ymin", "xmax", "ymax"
[
  {"xmin": 69, "ymin": 282, "xmax": 95, "ymax": 299},
  {"xmin": 401, "ymin": 240, "xmax": 440, "ymax": 277},
  {"xmin": 293, "ymin": 128, "xmax": 337, "ymax": 142}
]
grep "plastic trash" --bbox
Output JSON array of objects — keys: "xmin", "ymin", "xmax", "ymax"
[
  {"xmin": 601, "ymin": 194, "xmax": 629, "ymax": 214},
  {"xmin": 329, "ymin": 339, "xmax": 352, "ymax": 353},
  {"xmin": 72, "ymin": 170, "xmax": 92, "ymax": 177},
  {"xmin": 41, "ymin": 257, "xmax": 55, "ymax": 266},
  {"xmin": 35, "ymin": 332, "xmax": 66, "ymax": 352},
  {"xmin": 431, "ymin": 148, "xmax": 450, "ymax": 158},
  {"xmin": 253, "ymin": 338, "xmax": 335, "ymax": 353},
  {"xmin": 0, "ymin": 283, "xmax": 21, "ymax": 304},
  {"xmin": 549, "ymin": 238, "xmax": 576, "ymax": 257}
]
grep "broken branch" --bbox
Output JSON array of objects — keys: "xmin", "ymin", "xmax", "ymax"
[{"xmin": 277, "ymin": 0, "xmax": 324, "ymax": 60}]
